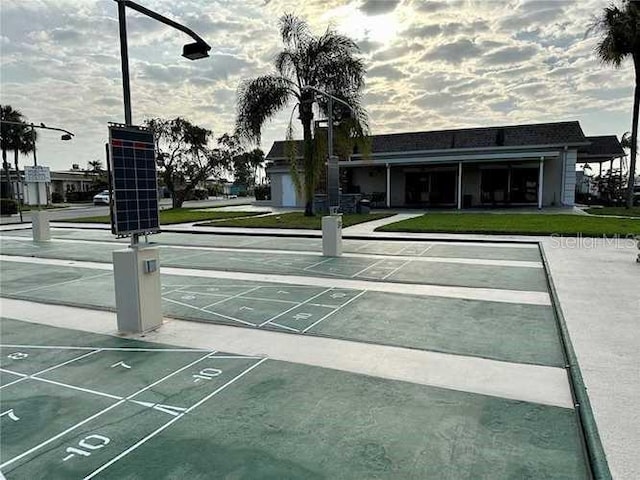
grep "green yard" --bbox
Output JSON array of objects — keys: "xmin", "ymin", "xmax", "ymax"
[
  {"xmin": 59, "ymin": 208, "xmax": 268, "ymax": 225},
  {"xmin": 376, "ymin": 213, "xmax": 640, "ymax": 237},
  {"xmin": 200, "ymin": 211, "xmax": 394, "ymax": 229},
  {"xmin": 584, "ymin": 206, "xmax": 640, "ymax": 217}
]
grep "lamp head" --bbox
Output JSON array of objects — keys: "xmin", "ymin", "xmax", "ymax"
[
  {"xmin": 61, "ymin": 134, "xmax": 72, "ymax": 141},
  {"xmin": 182, "ymin": 42, "xmax": 210, "ymax": 60}
]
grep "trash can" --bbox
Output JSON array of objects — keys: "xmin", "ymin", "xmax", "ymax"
[
  {"xmin": 359, "ymin": 198, "xmax": 371, "ymax": 214},
  {"xmin": 463, "ymin": 194, "xmax": 472, "ymax": 208}
]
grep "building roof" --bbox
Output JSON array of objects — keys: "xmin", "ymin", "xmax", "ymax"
[
  {"xmin": 579, "ymin": 135, "xmax": 625, "ymax": 159},
  {"xmin": 266, "ymin": 121, "xmax": 588, "ymax": 159}
]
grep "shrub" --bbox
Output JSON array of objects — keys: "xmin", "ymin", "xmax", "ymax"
[
  {"xmin": 51, "ymin": 191, "xmax": 64, "ymax": 204},
  {"xmin": 254, "ymin": 184, "xmax": 271, "ymax": 200},
  {"xmin": 66, "ymin": 191, "xmax": 98, "ymax": 202},
  {"xmin": 0, "ymin": 198, "xmax": 18, "ymax": 215}
]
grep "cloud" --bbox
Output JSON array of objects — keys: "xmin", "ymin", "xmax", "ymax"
[
  {"xmin": 422, "ymin": 39, "xmax": 483, "ymax": 64},
  {"xmin": 482, "ymin": 45, "xmax": 539, "ymax": 65},
  {"xmin": 0, "ymin": 0, "xmax": 630, "ymax": 172},
  {"xmin": 367, "ymin": 63, "xmax": 404, "ymax": 80},
  {"xmin": 359, "ymin": 0, "xmax": 401, "ymax": 15}
]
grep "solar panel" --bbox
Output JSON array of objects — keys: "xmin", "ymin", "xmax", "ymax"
[{"xmin": 108, "ymin": 124, "xmax": 160, "ymax": 236}]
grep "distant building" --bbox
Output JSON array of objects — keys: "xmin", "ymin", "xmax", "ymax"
[{"xmin": 266, "ymin": 121, "xmax": 624, "ymax": 209}]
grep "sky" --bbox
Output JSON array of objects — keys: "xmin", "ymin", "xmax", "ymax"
[{"xmin": 0, "ymin": 0, "xmax": 634, "ymax": 172}]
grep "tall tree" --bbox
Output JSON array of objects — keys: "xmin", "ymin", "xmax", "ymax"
[
  {"xmin": 0, "ymin": 105, "xmax": 36, "ymax": 200},
  {"xmin": 146, "ymin": 117, "xmax": 229, "ymax": 208},
  {"xmin": 235, "ymin": 13, "xmax": 368, "ymax": 215},
  {"xmin": 592, "ymin": 1, "xmax": 640, "ymax": 208}
]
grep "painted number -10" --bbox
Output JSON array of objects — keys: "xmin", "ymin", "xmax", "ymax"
[{"xmin": 63, "ymin": 434, "xmax": 110, "ymax": 462}]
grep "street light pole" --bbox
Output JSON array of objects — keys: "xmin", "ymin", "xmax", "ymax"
[
  {"xmin": 301, "ymin": 86, "xmax": 354, "ymax": 213},
  {"xmin": 1, "ymin": 120, "xmax": 74, "ymax": 209},
  {"xmin": 31, "ymin": 124, "xmax": 38, "ymax": 167},
  {"xmin": 117, "ymin": 1, "xmax": 133, "ymax": 125}
]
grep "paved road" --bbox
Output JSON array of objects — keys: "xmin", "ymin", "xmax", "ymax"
[{"xmin": 0, "ymin": 197, "xmax": 255, "ymax": 225}]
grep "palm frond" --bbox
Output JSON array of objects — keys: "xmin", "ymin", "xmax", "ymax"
[
  {"xmin": 590, "ymin": 1, "xmax": 639, "ymax": 67},
  {"xmin": 279, "ymin": 13, "xmax": 310, "ymax": 48},
  {"xmin": 235, "ymin": 75, "xmax": 294, "ymax": 144}
]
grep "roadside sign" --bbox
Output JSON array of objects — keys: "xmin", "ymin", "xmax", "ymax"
[{"xmin": 24, "ymin": 166, "xmax": 51, "ymax": 183}]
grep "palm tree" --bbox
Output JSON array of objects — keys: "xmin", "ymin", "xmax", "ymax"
[
  {"xmin": 87, "ymin": 160, "xmax": 104, "ymax": 173},
  {"xmin": 235, "ymin": 14, "xmax": 368, "ymax": 215},
  {"xmin": 0, "ymin": 105, "xmax": 37, "ymax": 201},
  {"xmin": 592, "ymin": 1, "xmax": 640, "ymax": 208}
]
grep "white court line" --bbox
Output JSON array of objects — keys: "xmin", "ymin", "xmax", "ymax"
[
  {"xmin": 0, "ymin": 349, "xmax": 102, "ymax": 390},
  {"xmin": 82, "ymin": 358, "xmax": 268, "ymax": 480},
  {"xmin": 353, "ymin": 241, "xmax": 373, "ymax": 251},
  {"xmin": 350, "ymin": 259, "xmax": 387, "ymax": 278},
  {"xmin": 0, "ymin": 369, "xmax": 124, "ymax": 400},
  {"xmin": 420, "ymin": 244, "xmax": 435, "ymax": 256},
  {"xmin": 163, "ymin": 297, "xmax": 257, "ymax": 327},
  {"xmin": 0, "ymin": 344, "xmax": 211, "ymax": 352},
  {"xmin": 0, "ymin": 350, "xmax": 216, "ymax": 470},
  {"xmin": 303, "ymin": 257, "xmax": 334, "ymax": 271},
  {"xmin": 10, "ymin": 272, "xmax": 113, "ymax": 296},
  {"xmin": 207, "ymin": 355, "xmax": 263, "ymax": 359},
  {"xmin": 200, "ymin": 286, "xmax": 263, "ymax": 310},
  {"xmin": 267, "ymin": 321, "xmax": 300, "ymax": 333},
  {"xmin": 302, "ymin": 290, "xmax": 368, "ymax": 333},
  {"xmin": 0, "ymin": 255, "xmax": 551, "ymax": 305},
  {"xmin": 0, "ymin": 235, "xmax": 541, "ymax": 267},
  {"xmin": 258, "ymin": 288, "xmax": 333, "ymax": 327},
  {"xmin": 381, "ymin": 259, "xmax": 411, "ymax": 280}
]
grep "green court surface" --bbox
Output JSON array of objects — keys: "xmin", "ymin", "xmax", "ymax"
[
  {"xmin": 0, "ymin": 260, "xmax": 562, "ymax": 366},
  {"xmin": 0, "ymin": 319, "xmax": 588, "ymax": 479},
  {"xmin": 0, "ymin": 235, "xmax": 547, "ymax": 291},
  {"xmin": 3, "ymin": 227, "xmax": 543, "ymax": 261}
]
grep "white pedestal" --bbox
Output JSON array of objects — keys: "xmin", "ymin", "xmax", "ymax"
[
  {"xmin": 322, "ymin": 215, "xmax": 343, "ymax": 257},
  {"xmin": 113, "ymin": 246, "xmax": 162, "ymax": 333},
  {"xmin": 31, "ymin": 210, "xmax": 50, "ymax": 242}
]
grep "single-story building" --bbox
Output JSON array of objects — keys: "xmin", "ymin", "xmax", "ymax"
[{"xmin": 265, "ymin": 121, "xmax": 624, "ymax": 209}]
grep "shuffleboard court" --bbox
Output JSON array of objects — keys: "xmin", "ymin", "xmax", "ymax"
[
  {"xmin": 2, "ymin": 228, "xmax": 542, "ymax": 261},
  {"xmin": 0, "ymin": 260, "xmax": 562, "ymax": 366},
  {"xmin": 0, "ymin": 318, "xmax": 588, "ymax": 479},
  {"xmin": 0, "ymin": 236, "xmax": 547, "ymax": 291}
]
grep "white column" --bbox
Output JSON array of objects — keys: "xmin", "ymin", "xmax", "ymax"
[
  {"xmin": 457, "ymin": 161, "xmax": 462, "ymax": 209},
  {"xmin": 538, "ymin": 157, "xmax": 544, "ymax": 209},
  {"xmin": 386, "ymin": 164, "xmax": 391, "ymax": 208}
]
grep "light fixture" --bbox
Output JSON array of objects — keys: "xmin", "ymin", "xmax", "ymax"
[
  {"xmin": 61, "ymin": 134, "xmax": 73, "ymax": 141},
  {"xmin": 182, "ymin": 42, "xmax": 210, "ymax": 60}
]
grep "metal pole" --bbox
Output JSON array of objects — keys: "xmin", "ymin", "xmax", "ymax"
[
  {"xmin": 31, "ymin": 124, "xmax": 37, "ymax": 167},
  {"xmin": 457, "ymin": 161, "xmax": 463, "ymax": 209},
  {"xmin": 538, "ymin": 157, "xmax": 544, "ymax": 210},
  {"xmin": 327, "ymin": 97, "xmax": 333, "ymax": 159},
  {"xmin": 14, "ymin": 156, "xmax": 23, "ymax": 222},
  {"xmin": 386, "ymin": 164, "xmax": 391, "ymax": 208},
  {"xmin": 31, "ymin": 123, "xmax": 41, "ymax": 206},
  {"xmin": 117, "ymin": 0, "xmax": 133, "ymax": 126}
]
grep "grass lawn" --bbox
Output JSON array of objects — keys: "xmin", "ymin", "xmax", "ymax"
[
  {"xmin": 584, "ymin": 206, "xmax": 640, "ymax": 218},
  {"xmin": 59, "ymin": 208, "xmax": 269, "ymax": 225},
  {"xmin": 200, "ymin": 211, "xmax": 395, "ymax": 229},
  {"xmin": 376, "ymin": 213, "xmax": 640, "ymax": 237},
  {"xmin": 21, "ymin": 205, "xmax": 70, "ymax": 211}
]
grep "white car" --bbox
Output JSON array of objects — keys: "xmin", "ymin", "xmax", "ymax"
[{"xmin": 93, "ymin": 190, "xmax": 110, "ymax": 206}]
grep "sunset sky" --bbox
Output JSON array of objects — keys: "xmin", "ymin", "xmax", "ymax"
[{"xmin": 0, "ymin": 0, "xmax": 632, "ymax": 172}]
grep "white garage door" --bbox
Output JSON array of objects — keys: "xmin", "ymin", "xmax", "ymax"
[{"xmin": 282, "ymin": 174, "xmax": 297, "ymax": 207}]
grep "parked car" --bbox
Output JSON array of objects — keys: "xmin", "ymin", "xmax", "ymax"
[{"xmin": 93, "ymin": 190, "xmax": 110, "ymax": 206}]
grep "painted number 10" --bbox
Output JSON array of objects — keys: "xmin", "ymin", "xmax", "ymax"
[
  {"xmin": 193, "ymin": 368, "xmax": 222, "ymax": 383},
  {"xmin": 63, "ymin": 434, "xmax": 110, "ymax": 462}
]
